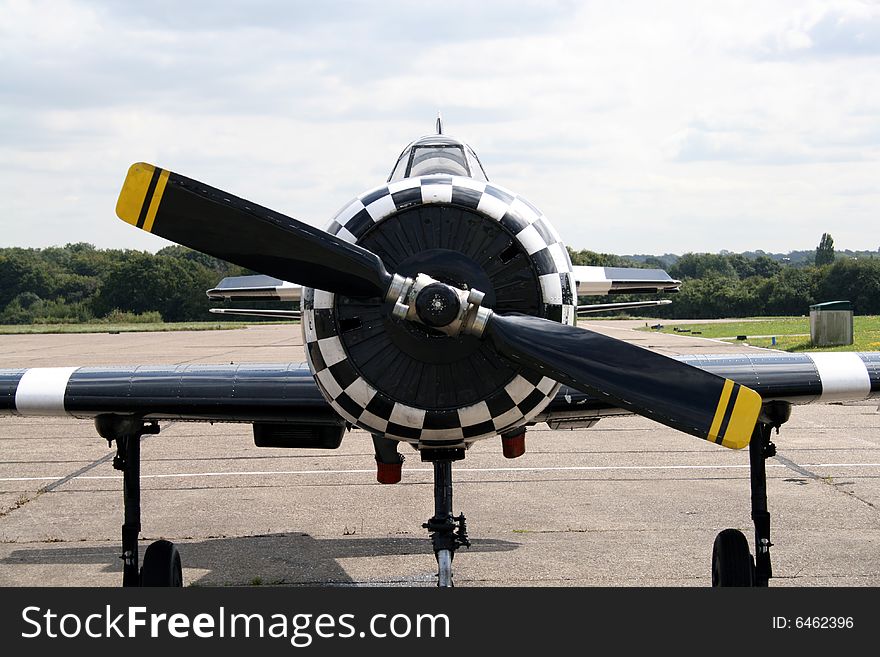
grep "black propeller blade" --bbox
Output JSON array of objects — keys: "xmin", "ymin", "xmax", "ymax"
[
  {"xmin": 484, "ymin": 313, "xmax": 761, "ymax": 449},
  {"xmin": 115, "ymin": 163, "xmax": 392, "ymax": 298}
]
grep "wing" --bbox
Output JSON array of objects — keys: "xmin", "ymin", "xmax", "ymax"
[
  {"xmin": 4, "ymin": 352, "xmax": 877, "ymax": 429},
  {"xmin": 206, "ymin": 276, "xmax": 301, "ymax": 320},
  {"xmin": 208, "ymin": 308, "xmax": 301, "ymax": 319},
  {"xmin": 577, "ymin": 300, "xmax": 672, "ymax": 314},
  {"xmin": 206, "ymin": 275, "xmax": 302, "ymax": 301},
  {"xmin": 1, "ymin": 363, "xmax": 340, "ymax": 427},
  {"xmin": 572, "ymin": 265, "xmax": 681, "ymax": 296}
]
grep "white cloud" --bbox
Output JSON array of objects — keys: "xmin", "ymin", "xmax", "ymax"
[{"xmin": 1, "ymin": 0, "xmax": 878, "ymax": 256}]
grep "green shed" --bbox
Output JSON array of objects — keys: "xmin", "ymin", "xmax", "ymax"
[{"xmin": 809, "ymin": 300, "xmax": 853, "ymax": 347}]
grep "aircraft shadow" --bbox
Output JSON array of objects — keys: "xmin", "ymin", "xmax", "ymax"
[{"xmin": 1, "ymin": 533, "xmax": 519, "ymax": 586}]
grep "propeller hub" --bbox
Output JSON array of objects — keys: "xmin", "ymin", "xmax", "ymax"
[
  {"xmin": 389, "ymin": 273, "xmax": 491, "ymax": 338},
  {"xmin": 415, "ymin": 283, "xmax": 460, "ymax": 328}
]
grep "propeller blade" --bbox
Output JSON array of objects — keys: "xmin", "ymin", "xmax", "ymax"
[
  {"xmin": 484, "ymin": 314, "xmax": 761, "ymax": 448},
  {"xmin": 115, "ymin": 163, "xmax": 392, "ymax": 298}
]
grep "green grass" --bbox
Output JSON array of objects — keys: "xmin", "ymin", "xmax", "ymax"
[
  {"xmin": 638, "ymin": 316, "xmax": 880, "ymax": 352},
  {"xmin": 0, "ymin": 320, "xmax": 295, "ymax": 335}
]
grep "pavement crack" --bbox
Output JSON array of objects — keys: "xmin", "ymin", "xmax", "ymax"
[
  {"xmin": 775, "ymin": 452, "xmax": 877, "ymax": 512},
  {"xmin": 773, "ymin": 453, "xmax": 820, "ymax": 480},
  {"xmin": 0, "ymin": 422, "xmax": 177, "ymax": 520},
  {"xmin": 0, "ymin": 493, "xmax": 37, "ymax": 519},
  {"xmin": 37, "ymin": 450, "xmax": 117, "ymax": 495}
]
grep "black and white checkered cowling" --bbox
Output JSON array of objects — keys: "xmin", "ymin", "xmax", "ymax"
[{"xmin": 302, "ymin": 175, "xmax": 576, "ymax": 447}]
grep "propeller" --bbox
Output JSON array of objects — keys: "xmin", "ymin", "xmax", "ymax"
[
  {"xmin": 115, "ymin": 163, "xmax": 392, "ymax": 298},
  {"xmin": 482, "ymin": 313, "xmax": 760, "ymax": 449},
  {"xmin": 116, "ymin": 164, "xmax": 762, "ymax": 448}
]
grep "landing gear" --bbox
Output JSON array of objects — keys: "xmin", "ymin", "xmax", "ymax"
[
  {"xmin": 711, "ymin": 401, "xmax": 788, "ymax": 587},
  {"xmin": 421, "ymin": 450, "xmax": 470, "ymax": 587},
  {"xmin": 141, "ymin": 539, "xmax": 183, "ymax": 587},
  {"xmin": 711, "ymin": 529, "xmax": 754, "ymax": 586},
  {"xmin": 749, "ymin": 420, "xmax": 776, "ymax": 587},
  {"xmin": 95, "ymin": 415, "xmax": 183, "ymax": 587}
]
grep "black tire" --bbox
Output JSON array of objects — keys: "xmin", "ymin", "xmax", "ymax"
[
  {"xmin": 712, "ymin": 529, "xmax": 755, "ymax": 587},
  {"xmin": 140, "ymin": 539, "xmax": 183, "ymax": 587}
]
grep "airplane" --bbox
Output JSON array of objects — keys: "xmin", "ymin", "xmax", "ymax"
[{"xmin": 1, "ymin": 119, "xmax": 878, "ymax": 588}]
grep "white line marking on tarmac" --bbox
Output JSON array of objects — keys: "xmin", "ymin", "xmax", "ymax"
[{"xmin": 3, "ymin": 462, "xmax": 880, "ymax": 483}]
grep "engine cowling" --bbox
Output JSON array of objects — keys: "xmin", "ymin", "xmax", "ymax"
[{"xmin": 302, "ymin": 175, "xmax": 575, "ymax": 448}]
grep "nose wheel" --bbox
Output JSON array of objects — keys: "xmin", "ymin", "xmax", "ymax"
[
  {"xmin": 422, "ymin": 452, "xmax": 470, "ymax": 587},
  {"xmin": 436, "ymin": 549, "xmax": 453, "ymax": 587}
]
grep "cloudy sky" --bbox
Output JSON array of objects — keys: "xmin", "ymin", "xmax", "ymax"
[{"xmin": 2, "ymin": 0, "xmax": 879, "ymax": 256}]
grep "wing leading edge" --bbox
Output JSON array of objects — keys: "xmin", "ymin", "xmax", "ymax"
[
  {"xmin": 208, "ymin": 308, "xmax": 301, "ymax": 319},
  {"xmin": 2, "ymin": 353, "xmax": 877, "ymax": 431},
  {"xmin": 577, "ymin": 300, "xmax": 672, "ymax": 314},
  {"xmin": 206, "ymin": 275, "xmax": 301, "ymax": 302},
  {"xmin": 572, "ymin": 266, "xmax": 681, "ymax": 296}
]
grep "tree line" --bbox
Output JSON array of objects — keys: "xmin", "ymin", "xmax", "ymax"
[
  {"xmin": 1, "ymin": 238, "xmax": 878, "ymax": 324},
  {"xmin": 570, "ymin": 239, "xmax": 880, "ymax": 318},
  {"xmin": 0, "ymin": 243, "xmax": 248, "ymax": 324}
]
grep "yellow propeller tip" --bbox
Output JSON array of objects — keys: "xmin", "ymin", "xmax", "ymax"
[
  {"xmin": 115, "ymin": 163, "xmax": 168, "ymax": 232},
  {"xmin": 719, "ymin": 386, "xmax": 763, "ymax": 449}
]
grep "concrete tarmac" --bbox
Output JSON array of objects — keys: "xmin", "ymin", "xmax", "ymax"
[{"xmin": 0, "ymin": 322, "xmax": 878, "ymax": 586}]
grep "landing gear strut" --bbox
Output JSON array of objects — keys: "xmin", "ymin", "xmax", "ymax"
[
  {"xmin": 749, "ymin": 421, "xmax": 776, "ymax": 587},
  {"xmin": 711, "ymin": 401, "xmax": 788, "ymax": 587},
  {"xmin": 95, "ymin": 415, "xmax": 182, "ymax": 587},
  {"xmin": 421, "ymin": 450, "xmax": 470, "ymax": 587}
]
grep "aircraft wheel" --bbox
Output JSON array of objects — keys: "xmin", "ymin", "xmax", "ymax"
[
  {"xmin": 140, "ymin": 539, "xmax": 183, "ymax": 587},
  {"xmin": 711, "ymin": 529, "xmax": 755, "ymax": 587},
  {"xmin": 437, "ymin": 549, "xmax": 453, "ymax": 588}
]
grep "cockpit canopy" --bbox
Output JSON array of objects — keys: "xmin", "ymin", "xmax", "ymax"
[{"xmin": 388, "ymin": 135, "xmax": 489, "ymax": 182}]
